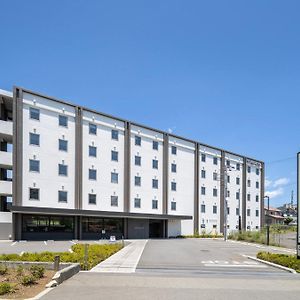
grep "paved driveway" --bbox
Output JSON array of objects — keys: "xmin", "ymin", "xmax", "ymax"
[{"xmin": 41, "ymin": 239, "xmax": 299, "ymax": 300}]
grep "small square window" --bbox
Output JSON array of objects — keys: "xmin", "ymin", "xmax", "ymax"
[
  {"xmin": 89, "ymin": 169, "xmax": 97, "ymax": 180},
  {"xmin": 111, "ymin": 172, "xmax": 118, "ymax": 183},
  {"xmin": 256, "ymin": 210, "xmax": 259, "ymax": 217},
  {"xmin": 29, "ymin": 159, "xmax": 40, "ymax": 172},
  {"xmin": 236, "ymin": 208, "xmax": 240, "ymax": 216},
  {"xmin": 153, "ymin": 141, "xmax": 158, "ymax": 150},
  {"xmin": 213, "ymin": 172, "xmax": 218, "ymax": 181},
  {"xmin": 213, "ymin": 205, "xmax": 217, "ymax": 214},
  {"xmin": 152, "ymin": 159, "xmax": 158, "ymax": 169},
  {"xmin": 29, "ymin": 188, "xmax": 39, "ymax": 200},
  {"xmin": 227, "ymin": 207, "xmax": 230, "ymax": 215},
  {"xmin": 59, "ymin": 115, "xmax": 68, "ymax": 127},
  {"xmin": 247, "ymin": 166, "xmax": 251, "ymax": 173},
  {"xmin": 256, "ymin": 181, "xmax": 259, "ymax": 189},
  {"xmin": 213, "ymin": 188, "xmax": 218, "ymax": 197},
  {"xmin": 247, "ymin": 194, "xmax": 251, "ymax": 201},
  {"xmin": 171, "ymin": 202, "xmax": 176, "ymax": 211},
  {"xmin": 152, "ymin": 179, "xmax": 158, "ymax": 189},
  {"xmin": 236, "ymin": 163, "xmax": 240, "ymax": 171},
  {"xmin": 171, "ymin": 182, "xmax": 176, "ymax": 191},
  {"xmin": 201, "ymin": 153, "xmax": 206, "ymax": 162},
  {"xmin": 213, "ymin": 157, "xmax": 218, "ymax": 165},
  {"xmin": 256, "ymin": 195, "xmax": 259, "ymax": 202},
  {"xmin": 152, "ymin": 199, "xmax": 158, "ymax": 209},
  {"xmin": 236, "ymin": 177, "xmax": 240, "ymax": 185},
  {"xmin": 58, "ymin": 164, "xmax": 68, "ymax": 176},
  {"xmin": 111, "ymin": 150, "xmax": 118, "ymax": 162},
  {"xmin": 30, "ymin": 107, "xmax": 40, "ymax": 120},
  {"xmin": 201, "ymin": 170, "xmax": 206, "ymax": 179},
  {"xmin": 171, "ymin": 163, "xmax": 177, "ymax": 173},
  {"xmin": 236, "ymin": 192, "xmax": 240, "ymax": 200},
  {"xmin": 58, "ymin": 190, "xmax": 68, "ymax": 203},
  {"xmin": 134, "ymin": 198, "xmax": 141, "ymax": 208},
  {"xmin": 135, "ymin": 176, "xmax": 141, "ymax": 186},
  {"xmin": 135, "ymin": 156, "xmax": 141, "ymax": 166},
  {"xmin": 247, "ymin": 180, "xmax": 251, "ymax": 187},
  {"xmin": 201, "ymin": 204, "xmax": 206, "ymax": 213},
  {"xmin": 59, "ymin": 139, "xmax": 68, "ymax": 151},
  {"xmin": 111, "ymin": 196, "xmax": 118, "ymax": 207},
  {"xmin": 226, "ymin": 160, "xmax": 230, "ymax": 167},
  {"xmin": 89, "ymin": 146, "xmax": 97, "ymax": 157},
  {"xmin": 201, "ymin": 186, "xmax": 206, "ymax": 195},
  {"xmin": 171, "ymin": 146, "xmax": 177, "ymax": 155},
  {"xmin": 256, "ymin": 168, "xmax": 260, "ymax": 175},
  {"xmin": 135, "ymin": 135, "xmax": 141, "ymax": 146},
  {"xmin": 89, "ymin": 193, "xmax": 97, "ymax": 204},
  {"xmin": 89, "ymin": 123, "xmax": 97, "ymax": 135},
  {"xmin": 247, "ymin": 209, "xmax": 251, "ymax": 217},
  {"xmin": 112, "ymin": 129, "xmax": 119, "ymax": 140},
  {"xmin": 29, "ymin": 133, "xmax": 40, "ymax": 146},
  {"xmin": 227, "ymin": 175, "xmax": 230, "ymax": 183}
]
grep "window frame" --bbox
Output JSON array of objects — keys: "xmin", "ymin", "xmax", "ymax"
[{"xmin": 59, "ymin": 115, "xmax": 68, "ymax": 127}]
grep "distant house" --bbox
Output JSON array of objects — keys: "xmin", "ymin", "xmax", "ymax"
[
  {"xmin": 264, "ymin": 206, "xmax": 285, "ymax": 225},
  {"xmin": 277, "ymin": 203, "xmax": 297, "ymax": 226}
]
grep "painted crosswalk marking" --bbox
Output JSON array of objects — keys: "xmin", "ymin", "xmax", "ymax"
[{"xmin": 201, "ymin": 260, "xmax": 266, "ymax": 268}]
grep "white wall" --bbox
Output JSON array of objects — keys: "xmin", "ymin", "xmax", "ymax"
[
  {"xmin": 130, "ymin": 125, "xmax": 164, "ymax": 214},
  {"xmin": 199, "ymin": 145, "xmax": 221, "ymax": 234},
  {"xmin": 245, "ymin": 160, "xmax": 262, "ymax": 230},
  {"xmin": 168, "ymin": 137, "xmax": 194, "ymax": 235},
  {"xmin": 22, "ymin": 92, "xmax": 76, "ymax": 209},
  {"xmin": 224, "ymin": 153, "xmax": 244, "ymax": 232},
  {"xmin": 82, "ymin": 110, "xmax": 125, "ymax": 212}
]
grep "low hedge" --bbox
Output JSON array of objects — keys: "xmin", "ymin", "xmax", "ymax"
[
  {"xmin": 257, "ymin": 252, "xmax": 300, "ymax": 273},
  {"xmin": 0, "ymin": 243, "xmax": 123, "ymax": 270}
]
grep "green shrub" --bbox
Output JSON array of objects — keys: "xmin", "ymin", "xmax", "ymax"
[
  {"xmin": 30, "ymin": 265, "xmax": 45, "ymax": 278},
  {"xmin": 0, "ymin": 282, "xmax": 14, "ymax": 295},
  {"xmin": 0, "ymin": 264, "xmax": 8, "ymax": 275},
  {"xmin": 228, "ymin": 230, "xmax": 278, "ymax": 246},
  {"xmin": 257, "ymin": 252, "xmax": 300, "ymax": 273},
  {"xmin": 20, "ymin": 275, "xmax": 36, "ymax": 286},
  {"xmin": 16, "ymin": 265, "xmax": 24, "ymax": 276},
  {"xmin": 0, "ymin": 243, "xmax": 123, "ymax": 270}
]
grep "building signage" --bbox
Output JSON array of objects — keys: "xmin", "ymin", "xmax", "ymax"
[{"xmin": 297, "ymin": 153, "xmax": 300, "ymax": 258}]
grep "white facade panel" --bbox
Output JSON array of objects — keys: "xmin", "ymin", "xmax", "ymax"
[
  {"xmin": 199, "ymin": 145, "xmax": 222, "ymax": 234},
  {"xmin": 168, "ymin": 137, "xmax": 194, "ymax": 235},
  {"xmin": 130, "ymin": 125, "xmax": 164, "ymax": 214},
  {"xmin": 0, "ymin": 181, "xmax": 12, "ymax": 196},
  {"xmin": 22, "ymin": 92, "xmax": 76, "ymax": 209},
  {"xmin": 0, "ymin": 151, "xmax": 12, "ymax": 169},
  {"xmin": 245, "ymin": 160, "xmax": 262, "ymax": 230},
  {"xmin": 82, "ymin": 110, "xmax": 125, "ymax": 212}
]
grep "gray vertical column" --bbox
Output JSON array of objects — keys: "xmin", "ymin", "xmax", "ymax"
[
  {"xmin": 242, "ymin": 157, "xmax": 247, "ymax": 230},
  {"xmin": 75, "ymin": 107, "xmax": 83, "ymax": 210},
  {"xmin": 220, "ymin": 151, "xmax": 225, "ymax": 234},
  {"xmin": 124, "ymin": 122, "xmax": 131, "ymax": 213},
  {"xmin": 260, "ymin": 162, "xmax": 265, "ymax": 228},
  {"xmin": 162, "ymin": 133, "xmax": 169, "ymax": 215},
  {"xmin": 194, "ymin": 143, "xmax": 199, "ymax": 234},
  {"xmin": 12, "ymin": 87, "xmax": 23, "ymax": 208}
]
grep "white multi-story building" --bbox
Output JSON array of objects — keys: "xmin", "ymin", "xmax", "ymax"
[{"xmin": 0, "ymin": 87, "xmax": 264, "ymax": 240}]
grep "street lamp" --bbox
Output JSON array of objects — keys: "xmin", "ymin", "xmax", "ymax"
[{"xmin": 264, "ymin": 195, "xmax": 270, "ymax": 246}]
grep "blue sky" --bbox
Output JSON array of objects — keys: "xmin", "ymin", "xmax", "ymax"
[{"xmin": 1, "ymin": 0, "xmax": 299, "ymax": 207}]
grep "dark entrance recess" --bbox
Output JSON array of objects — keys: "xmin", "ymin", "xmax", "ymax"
[{"xmin": 149, "ymin": 219, "xmax": 164, "ymax": 238}]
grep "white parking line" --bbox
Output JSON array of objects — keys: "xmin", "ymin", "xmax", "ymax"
[
  {"xmin": 70, "ymin": 240, "xmax": 76, "ymax": 244},
  {"xmin": 11, "ymin": 241, "xmax": 17, "ymax": 246},
  {"xmin": 204, "ymin": 264, "xmax": 266, "ymax": 268},
  {"xmin": 44, "ymin": 241, "xmax": 47, "ymax": 245}
]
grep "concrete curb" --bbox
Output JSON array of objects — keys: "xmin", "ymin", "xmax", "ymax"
[
  {"xmin": 51, "ymin": 263, "xmax": 80, "ymax": 285},
  {"xmin": 245, "ymin": 255, "xmax": 298, "ymax": 274}
]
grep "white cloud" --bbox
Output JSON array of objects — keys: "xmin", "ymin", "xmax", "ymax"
[
  {"xmin": 273, "ymin": 177, "xmax": 290, "ymax": 188},
  {"xmin": 265, "ymin": 188, "xmax": 284, "ymax": 199},
  {"xmin": 265, "ymin": 179, "xmax": 272, "ymax": 188}
]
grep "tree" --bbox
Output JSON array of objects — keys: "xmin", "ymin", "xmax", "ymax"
[{"xmin": 284, "ymin": 217, "xmax": 293, "ymax": 225}]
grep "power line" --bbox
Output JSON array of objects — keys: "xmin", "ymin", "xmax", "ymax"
[{"xmin": 265, "ymin": 156, "xmax": 295, "ymax": 164}]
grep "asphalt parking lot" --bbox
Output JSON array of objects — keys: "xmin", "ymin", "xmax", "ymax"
[{"xmin": 41, "ymin": 239, "xmax": 300, "ymax": 300}]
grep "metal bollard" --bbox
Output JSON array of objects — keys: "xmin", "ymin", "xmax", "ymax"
[
  {"xmin": 54, "ymin": 255, "xmax": 60, "ymax": 271},
  {"xmin": 84, "ymin": 244, "xmax": 89, "ymax": 270}
]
